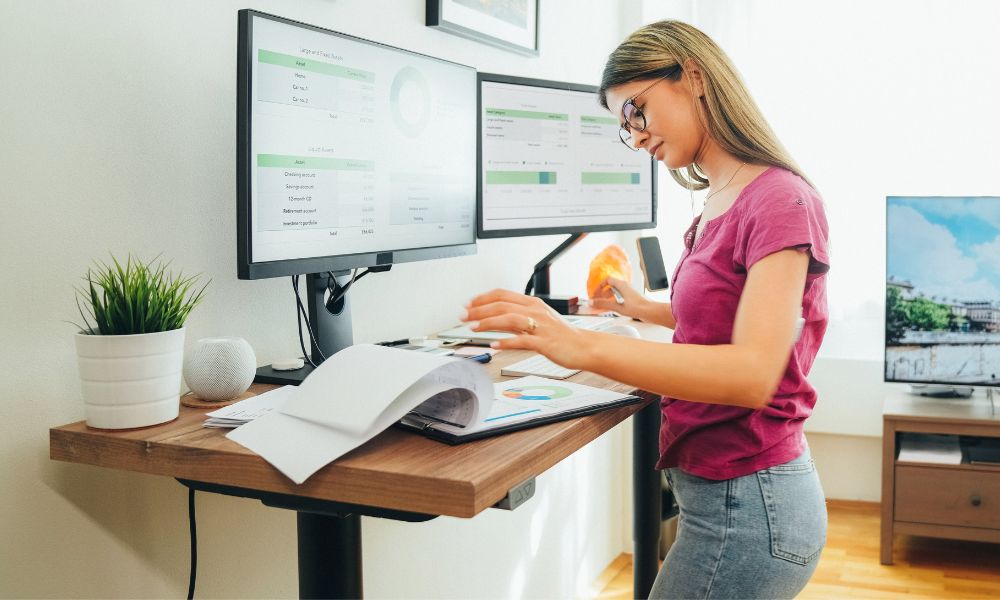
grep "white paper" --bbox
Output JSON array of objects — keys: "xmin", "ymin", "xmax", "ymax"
[
  {"xmin": 897, "ymin": 434, "xmax": 962, "ymax": 465},
  {"xmin": 203, "ymin": 386, "xmax": 294, "ymax": 428},
  {"xmin": 226, "ymin": 344, "xmax": 493, "ymax": 484},
  {"xmin": 228, "ymin": 410, "xmax": 369, "ymax": 484},
  {"xmin": 281, "ymin": 345, "xmax": 489, "ymax": 434}
]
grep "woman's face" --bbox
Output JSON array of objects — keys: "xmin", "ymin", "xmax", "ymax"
[{"xmin": 605, "ymin": 72, "xmax": 706, "ymax": 169}]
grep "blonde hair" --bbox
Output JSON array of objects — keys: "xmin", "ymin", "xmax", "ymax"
[{"xmin": 599, "ymin": 20, "xmax": 811, "ymax": 191}]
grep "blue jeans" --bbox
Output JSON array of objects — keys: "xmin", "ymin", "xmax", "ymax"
[{"xmin": 650, "ymin": 449, "xmax": 827, "ymax": 599}]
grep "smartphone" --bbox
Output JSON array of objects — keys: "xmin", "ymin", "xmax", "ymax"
[{"xmin": 636, "ymin": 236, "xmax": 669, "ymax": 291}]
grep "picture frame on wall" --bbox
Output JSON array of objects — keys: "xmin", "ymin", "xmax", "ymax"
[{"xmin": 426, "ymin": 0, "xmax": 539, "ymax": 56}]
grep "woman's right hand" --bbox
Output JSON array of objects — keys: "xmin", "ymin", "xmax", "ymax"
[{"xmin": 590, "ymin": 276, "xmax": 647, "ymax": 319}]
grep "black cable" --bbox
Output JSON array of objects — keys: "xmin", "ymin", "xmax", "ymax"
[
  {"xmin": 292, "ymin": 275, "xmax": 323, "ymax": 367},
  {"xmin": 187, "ymin": 488, "xmax": 197, "ymax": 600},
  {"xmin": 326, "ymin": 268, "xmax": 360, "ymax": 306},
  {"xmin": 291, "ymin": 267, "xmax": 392, "ymax": 365},
  {"xmin": 326, "ymin": 266, "xmax": 391, "ymax": 306}
]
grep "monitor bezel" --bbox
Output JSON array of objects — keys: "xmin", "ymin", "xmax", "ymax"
[
  {"xmin": 237, "ymin": 9, "xmax": 477, "ymax": 280},
  {"xmin": 476, "ymin": 72, "xmax": 658, "ymax": 239},
  {"xmin": 883, "ymin": 194, "xmax": 1000, "ymax": 388}
]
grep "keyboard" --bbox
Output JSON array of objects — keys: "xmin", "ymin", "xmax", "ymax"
[{"xmin": 501, "ymin": 354, "xmax": 580, "ymax": 379}]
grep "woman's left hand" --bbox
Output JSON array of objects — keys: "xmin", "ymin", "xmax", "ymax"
[{"xmin": 462, "ymin": 289, "xmax": 589, "ymax": 369}]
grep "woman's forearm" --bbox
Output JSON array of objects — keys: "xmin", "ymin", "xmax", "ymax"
[
  {"xmin": 634, "ymin": 299, "xmax": 676, "ymax": 329},
  {"xmin": 577, "ymin": 331, "xmax": 777, "ymax": 409}
]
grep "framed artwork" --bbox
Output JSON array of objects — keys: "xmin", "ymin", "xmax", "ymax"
[{"xmin": 426, "ymin": 0, "xmax": 539, "ymax": 56}]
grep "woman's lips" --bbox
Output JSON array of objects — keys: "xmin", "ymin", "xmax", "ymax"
[{"xmin": 649, "ymin": 142, "xmax": 663, "ymax": 159}]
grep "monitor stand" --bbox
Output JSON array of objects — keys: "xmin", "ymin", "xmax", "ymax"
[
  {"xmin": 907, "ymin": 384, "xmax": 975, "ymax": 399},
  {"xmin": 255, "ymin": 271, "xmax": 354, "ymax": 386},
  {"xmin": 525, "ymin": 232, "xmax": 587, "ymax": 314}
]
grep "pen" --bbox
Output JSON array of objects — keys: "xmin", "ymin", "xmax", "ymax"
[
  {"xmin": 377, "ymin": 338, "xmax": 410, "ymax": 346},
  {"xmin": 464, "ymin": 353, "xmax": 492, "ymax": 364},
  {"xmin": 610, "ymin": 286, "xmax": 625, "ymax": 305}
]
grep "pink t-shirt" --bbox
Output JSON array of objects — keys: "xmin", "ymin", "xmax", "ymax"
[{"xmin": 658, "ymin": 166, "xmax": 830, "ymax": 480}]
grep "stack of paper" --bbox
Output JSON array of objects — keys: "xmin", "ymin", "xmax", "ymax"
[
  {"xmin": 226, "ymin": 344, "xmax": 494, "ymax": 484},
  {"xmin": 897, "ymin": 433, "xmax": 962, "ymax": 464},
  {"xmin": 203, "ymin": 386, "xmax": 294, "ymax": 428}
]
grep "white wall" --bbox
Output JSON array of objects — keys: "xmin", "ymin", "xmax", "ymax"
[
  {"xmin": 0, "ymin": 1, "xmax": 649, "ymax": 597},
  {"xmin": 16, "ymin": 2, "xmax": 990, "ymax": 595},
  {"xmin": 638, "ymin": 0, "xmax": 1000, "ymax": 500}
]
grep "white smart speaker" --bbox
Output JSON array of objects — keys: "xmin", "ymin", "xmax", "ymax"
[{"xmin": 183, "ymin": 337, "xmax": 257, "ymax": 402}]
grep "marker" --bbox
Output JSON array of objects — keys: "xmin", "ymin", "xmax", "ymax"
[{"xmin": 463, "ymin": 353, "xmax": 493, "ymax": 364}]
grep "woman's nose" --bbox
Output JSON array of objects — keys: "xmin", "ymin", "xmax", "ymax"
[{"xmin": 631, "ymin": 128, "xmax": 651, "ymax": 150}]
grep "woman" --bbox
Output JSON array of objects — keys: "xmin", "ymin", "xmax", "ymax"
[{"xmin": 461, "ymin": 20, "xmax": 830, "ymax": 600}]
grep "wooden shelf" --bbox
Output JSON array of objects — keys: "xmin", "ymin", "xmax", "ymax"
[{"xmin": 881, "ymin": 391, "xmax": 1000, "ymax": 564}]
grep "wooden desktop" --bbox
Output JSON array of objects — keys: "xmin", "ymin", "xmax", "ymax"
[{"xmin": 50, "ymin": 318, "xmax": 670, "ymax": 599}]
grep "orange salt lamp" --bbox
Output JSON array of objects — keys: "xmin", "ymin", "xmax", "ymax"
[{"xmin": 587, "ymin": 244, "xmax": 632, "ymax": 299}]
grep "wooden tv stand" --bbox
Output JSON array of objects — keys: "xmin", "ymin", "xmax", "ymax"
[{"xmin": 880, "ymin": 390, "xmax": 1000, "ymax": 564}]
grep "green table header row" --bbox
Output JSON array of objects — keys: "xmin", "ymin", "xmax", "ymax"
[
  {"xmin": 485, "ymin": 108, "xmax": 569, "ymax": 121},
  {"xmin": 257, "ymin": 154, "xmax": 375, "ymax": 171},
  {"xmin": 258, "ymin": 50, "xmax": 375, "ymax": 83},
  {"xmin": 580, "ymin": 115, "xmax": 620, "ymax": 125}
]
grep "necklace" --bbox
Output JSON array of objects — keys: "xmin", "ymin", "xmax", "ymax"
[{"xmin": 704, "ymin": 162, "xmax": 747, "ymax": 206}]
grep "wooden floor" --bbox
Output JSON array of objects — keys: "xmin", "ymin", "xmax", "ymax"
[{"xmin": 591, "ymin": 500, "xmax": 1000, "ymax": 599}]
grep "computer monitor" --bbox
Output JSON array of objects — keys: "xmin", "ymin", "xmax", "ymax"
[
  {"xmin": 885, "ymin": 196, "xmax": 1000, "ymax": 395},
  {"xmin": 237, "ymin": 10, "xmax": 477, "ymax": 381},
  {"xmin": 477, "ymin": 73, "xmax": 657, "ymax": 299}
]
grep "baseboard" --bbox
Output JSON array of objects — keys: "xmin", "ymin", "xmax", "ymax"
[{"xmin": 825, "ymin": 498, "xmax": 879, "ymax": 511}]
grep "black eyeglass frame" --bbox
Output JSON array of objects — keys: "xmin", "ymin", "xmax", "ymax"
[
  {"xmin": 618, "ymin": 77, "xmax": 669, "ymax": 149},
  {"xmin": 616, "ymin": 64, "xmax": 684, "ymax": 150}
]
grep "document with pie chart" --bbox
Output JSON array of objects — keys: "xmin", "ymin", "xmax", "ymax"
[{"xmin": 401, "ymin": 375, "xmax": 639, "ymax": 442}]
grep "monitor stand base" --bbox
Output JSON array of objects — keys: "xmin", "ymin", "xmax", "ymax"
[
  {"xmin": 254, "ymin": 364, "xmax": 315, "ymax": 386},
  {"xmin": 907, "ymin": 384, "xmax": 975, "ymax": 398}
]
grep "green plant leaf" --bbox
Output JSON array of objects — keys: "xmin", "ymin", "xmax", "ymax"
[{"xmin": 73, "ymin": 254, "xmax": 209, "ymax": 335}]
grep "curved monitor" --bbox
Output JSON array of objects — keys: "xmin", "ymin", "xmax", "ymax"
[
  {"xmin": 238, "ymin": 10, "xmax": 477, "ymax": 279},
  {"xmin": 477, "ymin": 73, "xmax": 657, "ymax": 239}
]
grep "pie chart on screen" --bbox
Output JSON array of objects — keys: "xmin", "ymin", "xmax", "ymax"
[{"xmin": 502, "ymin": 385, "xmax": 573, "ymax": 401}]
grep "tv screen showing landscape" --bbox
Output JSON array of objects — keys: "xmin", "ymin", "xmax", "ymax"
[{"xmin": 885, "ymin": 196, "xmax": 1000, "ymax": 386}]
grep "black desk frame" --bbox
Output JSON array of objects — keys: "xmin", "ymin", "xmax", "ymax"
[{"xmin": 179, "ymin": 402, "xmax": 662, "ymax": 599}]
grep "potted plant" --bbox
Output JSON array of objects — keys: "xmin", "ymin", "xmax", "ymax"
[{"xmin": 73, "ymin": 255, "xmax": 207, "ymax": 429}]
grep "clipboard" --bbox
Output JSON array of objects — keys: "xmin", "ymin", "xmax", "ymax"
[
  {"xmin": 397, "ymin": 375, "xmax": 641, "ymax": 444},
  {"xmin": 398, "ymin": 395, "xmax": 641, "ymax": 444}
]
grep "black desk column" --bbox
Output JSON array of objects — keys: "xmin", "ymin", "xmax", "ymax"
[
  {"xmin": 633, "ymin": 398, "xmax": 662, "ymax": 599},
  {"xmin": 297, "ymin": 512, "xmax": 362, "ymax": 599}
]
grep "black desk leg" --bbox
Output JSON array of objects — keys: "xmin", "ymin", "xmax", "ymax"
[
  {"xmin": 633, "ymin": 400, "xmax": 662, "ymax": 599},
  {"xmin": 297, "ymin": 512, "xmax": 362, "ymax": 599}
]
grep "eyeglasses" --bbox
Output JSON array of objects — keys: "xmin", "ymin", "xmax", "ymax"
[{"xmin": 618, "ymin": 77, "xmax": 669, "ymax": 150}]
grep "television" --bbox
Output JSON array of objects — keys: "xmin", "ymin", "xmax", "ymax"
[
  {"xmin": 477, "ymin": 73, "xmax": 657, "ymax": 302},
  {"xmin": 885, "ymin": 196, "xmax": 1000, "ymax": 393},
  {"xmin": 237, "ymin": 10, "xmax": 477, "ymax": 382}
]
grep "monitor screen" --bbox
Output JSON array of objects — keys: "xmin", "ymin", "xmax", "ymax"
[
  {"xmin": 885, "ymin": 196, "xmax": 1000, "ymax": 387},
  {"xmin": 477, "ymin": 74, "xmax": 656, "ymax": 238},
  {"xmin": 238, "ymin": 11, "xmax": 477, "ymax": 279}
]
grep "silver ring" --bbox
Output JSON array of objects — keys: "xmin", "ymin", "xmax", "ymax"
[{"xmin": 525, "ymin": 316, "xmax": 537, "ymax": 333}]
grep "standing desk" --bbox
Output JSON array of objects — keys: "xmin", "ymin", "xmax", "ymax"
[{"xmin": 50, "ymin": 321, "xmax": 668, "ymax": 598}]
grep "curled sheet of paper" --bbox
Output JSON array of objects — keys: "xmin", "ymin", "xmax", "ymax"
[{"xmin": 227, "ymin": 344, "xmax": 493, "ymax": 484}]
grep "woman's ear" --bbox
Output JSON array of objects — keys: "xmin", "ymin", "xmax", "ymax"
[{"xmin": 683, "ymin": 58, "xmax": 706, "ymax": 98}]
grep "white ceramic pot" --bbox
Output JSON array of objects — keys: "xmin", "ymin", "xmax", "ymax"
[{"xmin": 75, "ymin": 328, "xmax": 185, "ymax": 429}]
